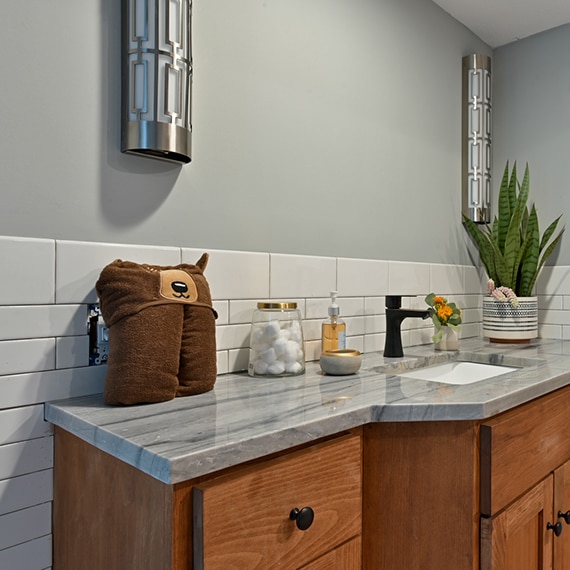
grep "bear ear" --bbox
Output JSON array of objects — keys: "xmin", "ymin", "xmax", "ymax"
[{"xmin": 196, "ymin": 253, "xmax": 209, "ymax": 272}]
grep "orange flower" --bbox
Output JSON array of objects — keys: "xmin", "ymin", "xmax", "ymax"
[
  {"xmin": 434, "ymin": 296, "xmax": 445, "ymax": 305},
  {"xmin": 437, "ymin": 304, "xmax": 453, "ymax": 322}
]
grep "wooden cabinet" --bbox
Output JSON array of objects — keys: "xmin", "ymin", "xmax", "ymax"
[
  {"xmin": 479, "ymin": 383, "xmax": 570, "ymax": 569},
  {"xmin": 362, "ymin": 384, "xmax": 570, "ymax": 570},
  {"xmin": 53, "ymin": 428, "xmax": 361, "ymax": 569}
]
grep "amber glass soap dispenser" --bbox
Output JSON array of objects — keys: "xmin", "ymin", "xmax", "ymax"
[{"xmin": 322, "ymin": 291, "xmax": 346, "ymax": 352}]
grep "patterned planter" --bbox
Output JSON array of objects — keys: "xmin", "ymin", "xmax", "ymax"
[{"xmin": 482, "ymin": 296, "xmax": 538, "ymax": 343}]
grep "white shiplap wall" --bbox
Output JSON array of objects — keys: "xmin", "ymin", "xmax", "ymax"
[{"xmin": 7, "ymin": 235, "xmax": 570, "ymax": 568}]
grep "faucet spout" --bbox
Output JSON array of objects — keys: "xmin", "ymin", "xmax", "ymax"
[{"xmin": 383, "ymin": 295, "xmax": 430, "ymax": 358}]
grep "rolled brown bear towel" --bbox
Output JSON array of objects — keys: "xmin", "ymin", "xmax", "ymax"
[{"xmin": 95, "ymin": 254, "xmax": 217, "ymax": 405}]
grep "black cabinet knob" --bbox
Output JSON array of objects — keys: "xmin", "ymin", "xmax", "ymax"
[
  {"xmin": 559, "ymin": 510, "xmax": 570, "ymax": 525},
  {"xmin": 547, "ymin": 521, "xmax": 563, "ymax": 537},
  {"xmin": 289, "ymin": 507, "xmax": 314, "ymax": 531}
]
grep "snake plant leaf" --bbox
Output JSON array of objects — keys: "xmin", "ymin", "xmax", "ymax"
[
  {"xmin": 488, "ymin": 238, "xmax": 511, "ymax": 287},
  {"xmin": 518, "ymin": 205, "xmax": 540, "ymax": 297},
  {"xmin": 539, "ymin": 215, "xmax": 563, "ymax": 252},
  {"xmin": 503, "ymin": 173, "xmax": 529, "ymax": 283},
  {"xmin": 463, "ymin": 216, "xmax": 498, "ymax": 283},
  {"xmin": 463, "ymin": 162, "xmax": 564, "ymax": 297},
  {"xmin": 497, "ymin": 162, "xmax": 511, "ymax": 251}
]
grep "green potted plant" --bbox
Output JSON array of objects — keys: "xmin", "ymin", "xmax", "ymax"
[{"xmin": 463, "ymin": 161, "xmax": 564, "ymax": 342}]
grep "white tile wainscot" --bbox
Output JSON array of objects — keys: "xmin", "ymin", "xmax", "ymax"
[{"xmin": 5, "ymin": 234, "xmax": 560, "ymax": 569}]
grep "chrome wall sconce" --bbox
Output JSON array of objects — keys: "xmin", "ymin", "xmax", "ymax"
[
  {"xmin": 121, "ymin": 0, "xmax": 193, "ymax": 164},
  {"xmin": 462, "ymin": 54, "xmax": 492, "ymax": 223}
]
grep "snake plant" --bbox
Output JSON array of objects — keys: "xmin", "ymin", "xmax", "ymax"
[{"xmin": 463, "ymin": 162, "xmax": 564, "ymax": 298}]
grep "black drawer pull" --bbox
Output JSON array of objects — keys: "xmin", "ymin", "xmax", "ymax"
[
  {"xmin": 289, "ymin": 507, "xmax": 314, "ymax": 531},
  {"xmin": 548, "ymin": 521, "xmax": 563, "ymax": 537}
]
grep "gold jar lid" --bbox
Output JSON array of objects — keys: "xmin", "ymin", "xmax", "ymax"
[{"xmin": 256, "ymin": 302, "xmax": 297, "ymax": 309}]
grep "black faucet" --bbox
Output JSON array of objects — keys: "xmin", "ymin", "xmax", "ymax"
[{"xmin": 383, "ymin": 295, "xmax": 430, "ymax": 358}]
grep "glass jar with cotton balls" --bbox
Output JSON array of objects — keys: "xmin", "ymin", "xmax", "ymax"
[{"xmin": 248, "ymin": 302, "xmax": 305, "ymax": 377}]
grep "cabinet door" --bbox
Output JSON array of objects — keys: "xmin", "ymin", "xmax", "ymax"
[
  {"xmin": 554, "ymin": 460, "xmax": 570, "ymax": 567},
  {"xmin": 481, "ymin": 475, "xmax": 554, "ymax": 570}
]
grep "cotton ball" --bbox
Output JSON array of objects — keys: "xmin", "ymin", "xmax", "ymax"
[
  {"xmin": 285, "ymin": 361, "xmax": 303, "ymax": 374},
  {"xmin": 264, "ymin": 320, "xmax": 281, "ymax": 339},
  {"xmin": 267, "ymin": 361, "xmax": 286, "ymax": 375},
  {"xmin": 253, "ymin": 359, "xmax": 269, "ymax": 375},
  {"xmin": 260, "ymin": 347, "xmax": 278, "ymax": 364},
  {"xmin": 250, "ymin": 325, "xmax": 265, "ymax": 345},
  {"xmin": 283, "ymin": 340, "xmax": 300, "ymax": 363},
  {"xmin": 279, "ymin": 328, "xmax": 291, "ymax": 341},
  {"xmin": 288, "ymin": 321, "xmax": 303, "ymax": 343},
  {"xmin": 272, "ymin": 336, "xmax": 288, "ymax": 357}
]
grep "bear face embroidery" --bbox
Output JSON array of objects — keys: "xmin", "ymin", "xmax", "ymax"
[{"xmin": 159, "ymin": 269, "xmax": 199, "ymax": 303}]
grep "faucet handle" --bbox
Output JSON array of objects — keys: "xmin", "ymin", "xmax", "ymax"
[{"xmin": 386, "ymin": 295, "xmax": 402, "ymax": 309}]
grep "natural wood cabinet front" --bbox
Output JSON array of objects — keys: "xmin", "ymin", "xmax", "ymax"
[
  {"xmin": 481, "ymin": 475, "xmax": 554, "ymax": 569},
  {"xmin": 193, "ymin": 432, "xmax": 362, "ymax": 569},
  {"xmin": 53, "ymin": 428, "xmax": 361, "ymax": 570}
]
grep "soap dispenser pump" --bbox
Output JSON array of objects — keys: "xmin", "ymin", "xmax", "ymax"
[{"xmin": 321, "ymin": 291, "xmax": 346, "ymax": 352}]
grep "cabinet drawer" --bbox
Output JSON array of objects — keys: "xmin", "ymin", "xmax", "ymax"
[
  {"xmin": 193, "ymin": 432, "xmax": 362, "ymax": 569},
  {"xmin": 481, "ymin": 384, "xmax": 570, "ymax": 516}
]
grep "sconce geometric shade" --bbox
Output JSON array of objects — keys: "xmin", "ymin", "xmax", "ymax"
[
  {"xmin": 121, "ymin": 0, "xmax": 192, "ymax": 164},
  {"xmin": 462, "ymin": 54, "xmax": 491, "ymax": 223}
]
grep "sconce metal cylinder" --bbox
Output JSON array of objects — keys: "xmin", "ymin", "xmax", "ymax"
[
  {"xmin": 462, "ymin": 54, "xmax": 492, "ymax": 223},
  {"xmin": 121, "ymin": 0, "xmax": 192, "ymax": 164}
]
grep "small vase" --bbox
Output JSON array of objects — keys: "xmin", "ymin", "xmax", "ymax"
[{"xmin": 434, "ymin": 327, "xmax": 459, "ymax": 351}]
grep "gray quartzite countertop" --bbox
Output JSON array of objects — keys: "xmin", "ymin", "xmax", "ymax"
[{"xmin": 45, "ymin": 338, "xmax": 570, "ymax": 484}]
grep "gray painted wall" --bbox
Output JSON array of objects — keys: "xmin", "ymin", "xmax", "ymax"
[
  {"xmin": 2, "ymin": 0, "xmax": 489, "ymax": 262},
  {"xmin": 494, "ymin": 24, "xmax": 570, "ymax": 265}
]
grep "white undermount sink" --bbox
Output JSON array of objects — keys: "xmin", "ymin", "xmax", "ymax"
[{"xmin": 399, "ymin": 361, "xmax": 519, "ymax": 385}]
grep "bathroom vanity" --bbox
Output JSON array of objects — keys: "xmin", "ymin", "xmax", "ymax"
[{"xmin": 45, "ymin": 339, "xmax": 570, "ymax": 569}]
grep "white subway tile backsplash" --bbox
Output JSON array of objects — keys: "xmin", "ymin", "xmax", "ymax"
[
  {"xmin": 344, "ymin": 316, "xmax": 366, "ymax": 336},
  {"xmin": 364, "ymin": 332, "xmax": 385, "ymax": 353},
  {"xmin": 337, "ymin": 258, "xmax": 388, "ymax": 297},
  {"xmin": 541, "ymin": 324, "xmax": 564, "ymax": 339},
  {"xmin": 0, "ymin": 305, "xmax": 87, "ymax": 341},
  {"xmin": 183, "ymin": 248, "xmax": 270, "ymax": 300},
  {"xmin": 270, "ymin": 254, "xmax": 336, "ymax": 298},
  {"xmin": 0, "ymin": 367, "xmax": 105, "ymax": 410},
  {"xmin": 365, "ymin": 314, "xmax": 385, "ymax": 335},
  {"xmin": 0, "ymin": 470, "xmax": 53, "ymax": 516},
  {"xmin": 0, "ymin": 438, "xmax": 53, "ymax": 480},
  {"xmin": 215, "ymin": 323, "xmax": 251, "ymax": 351},
  {"xmin": 364, "ymin": 296, "xmax": 385, "ymax": 315},
  {"xmin": 302, "ymin": 319, "xmax": 322, "ymax": 342},
  {"xmin": 213, "ymin": 300, "xmax": 229, "ymax": 325},
  {"xmin": 430, "ymin": 264, "xmax": 464, "ymax": 295},
  {"xmin": 0, "ymin": 502, "xmax": 51, "ymax": 550},
  {"xmin": 388, "ymin": 261, "xmax": 430, "ymax": 295},
  {"xmin": 56, "ymin": 240, "xmax": 180, "ymax": 304},
  {"xmin": 346, "ymin": 336, "xmax": 364, "ymax": 352},
  {"xmin": 56, "ymin": 336, "xmax": 89, "ymax": 369},
  {"xmin": 0, "ymin": 237, "xmax": 55, "ymax": 306},
  {"xmin": 0, "ymin": 339, "xmax": 55, "ymax": 376},
  {"xmin": 305, "ymin": 298, "xmax": 330, "ymax": 320},
  {"xmin": 216, "ymin": 351, "xmax": 229, "ymax": 375},
  {"xmin": 537, "ymin": 266, "xmax": 570, "ymax": 296},
  {"xmin": 464, "ymin": 266, "xmax": 483, "ymax": 295},
  {"xmin": 0, "ymin": 534, "xmax": 52, "ymax": 570},
  {"xmin": 0, "ymin": 406, "xmax": 52, "ymax": 446},
  {"xmin": 228, "ymin": 348, "xmax": 249, "ymax": 373}
]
